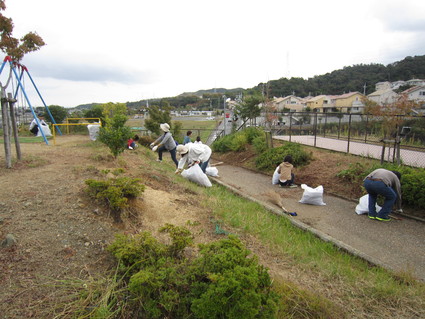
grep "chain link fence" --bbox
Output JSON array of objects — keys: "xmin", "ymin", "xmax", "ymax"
[{"xmin": 266, "ymin": 112, "xmax": 425, "ymax": 168}]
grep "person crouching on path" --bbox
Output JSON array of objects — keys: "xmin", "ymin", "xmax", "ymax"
[
  {"xmin": 150, "ymin": 123, "xmax": 178, "ymax": 167},
  {"xmin": 363, "ymin": 168, "xmax": 402, "ymax": 221},
  {"xmin": 175, "ymin": 143, "xmax": 212, "ymax": 174},
  {"xmin": 278, "ymin": 155, "xmax": 296, "ymax": 187}
]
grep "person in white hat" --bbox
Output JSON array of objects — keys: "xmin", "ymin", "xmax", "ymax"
[
  {"xmin": 175, "ymin": 143, "xmax": 212, "ymax": 174},
  {"xmin": 150, "ymin": 123, "xmax": 178, "ymax": 167}
]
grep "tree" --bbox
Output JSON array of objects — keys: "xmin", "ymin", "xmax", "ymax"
[
  {"xmin": 98, "ymin": 103, "xmax": 132, "ymax": 158},
  {"xmin": 363, "ymin": 95, "xmax": 418, "ymax": 139},
  {"xmin": 234, "ymin": 95, "xmax": 263, "ymax": 124},
  {"xmin": 0, "ymin": 0, "xmax": 45, "ymax": 61},
  {"xmin": 144, "ymin": 105, "xmax": 171, "ymax": 135},
  {"xmin": 83, "ymin": 105, "xmax": 105, "ymax": 125},
  {"xmin": 47, "ymin": 105, "xmax": 68, "ymax": 124}
]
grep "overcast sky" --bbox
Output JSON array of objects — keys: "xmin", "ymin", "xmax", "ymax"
[{"xmin": 2, "ymin": 0, "xmax": 424, "ymax": 107}]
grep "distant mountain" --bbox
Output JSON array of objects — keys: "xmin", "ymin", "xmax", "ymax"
[
  {"xmin": 179, "ymin": 87, "xmax": 244, "ymax": 97},
  {"xmin": 76, "ymin": 55, "xmax": 425, "ymax": 110}
]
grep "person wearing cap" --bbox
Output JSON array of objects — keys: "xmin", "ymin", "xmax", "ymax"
[
  {"xmin": 363, "ymin": 168, "xmax": 402, "ymax": 221},
  {"xmin": 150, "ymin": 123, "xmax": 178, "ymax": 167},
  {"xmin": 175, "ymin": 143, "xmax": 212, "ymax": 174}
]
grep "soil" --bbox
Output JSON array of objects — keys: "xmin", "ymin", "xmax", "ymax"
[{"xmin": 0, "ymin": 136, "xmax": 423, "ymax": 318}]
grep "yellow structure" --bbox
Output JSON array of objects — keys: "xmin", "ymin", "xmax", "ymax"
[
  {"xmin": 331, "ymin": 92, "xmax": 364, "ymax": 112},
  {"xmin": 305, "ymin": 95, "xmax": 327, "ymax": 112}
]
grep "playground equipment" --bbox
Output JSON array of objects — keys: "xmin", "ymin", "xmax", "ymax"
[{"xmin": 0, "ymin": 56, "xmax": 60, "ymax": 167}]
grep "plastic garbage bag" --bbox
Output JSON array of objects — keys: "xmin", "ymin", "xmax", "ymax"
[
  {"xmin": 37, "ymin": 123, "xmax": 52, "ymax": 137},
  {"xmin": 355, "ymin": 194, "xmax": 382, "ymax": 215},
  {"xmin": 205, "ymin": 166, "xmax": 219, "ymax": 177},
  {"xmin": 299, "ymin": 184, "xmax": 326, "ymax": 206},
  {"xmin": 272, "ymin": 166, "xmax": 280, "ymax": 185},
  {"xmin": 181, "ymin": 164, "xmax": 212, "ymax": 187},
  {"xmin": 87, "ymin": 124, "xmax": 101, "ymax": 141}
]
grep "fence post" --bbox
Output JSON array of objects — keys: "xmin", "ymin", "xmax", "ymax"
[
  {"xmin": 347, "ymin": 113, "xmax": 352, "ymax": 153},
  {"xmin": 289, "ymin": 112, "xmax": 292, "ymax": 142},
  {"xmin": 313, "ymin": 112, "xmax": 317, "ymax": 147},
  {"xmin": 364, "ymin": 115, "xmax": 369, "ymax": 143}
]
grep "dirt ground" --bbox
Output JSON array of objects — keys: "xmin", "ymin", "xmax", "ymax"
[{"xmin": 0, "ymin": 135, "xmax": 423, "ymax": 318}]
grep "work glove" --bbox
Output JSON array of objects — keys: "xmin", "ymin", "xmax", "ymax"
[
  {"xmin": 152, "ymin": 145, "xmax": 158, "ymax": 152},
  {"xmin": 150, "ymin": 143, "xmax": 155, "ymax": 148},
  {"xmin": 175, "ymin": 168, "xmax": 182, "ymax": 174}
]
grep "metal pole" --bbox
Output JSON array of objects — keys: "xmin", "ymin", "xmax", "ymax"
[
  {"xmin": 9, "ymin": 62, "xmax": 49, "ymax": 144},
  {"xmin": 314, "ymin": 112, "xmax": 317, "ymax": 147},
  {"xmin": 24, "ymin": 67, "xmax": 62, "ymax": 135},
  {"xmin": 347, "ymin": 113, "xmax": 352, "ymax": 153}
]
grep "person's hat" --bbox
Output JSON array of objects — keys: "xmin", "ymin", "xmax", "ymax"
[
  {"xmin": 176, "ymin": 145, "xmax": 189, "ymax": 155},
  {"xmin": 160, "ymin": 123, "xmax": 170, "ymax": 132}
]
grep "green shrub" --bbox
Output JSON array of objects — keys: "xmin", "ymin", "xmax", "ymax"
[
  {"xmin": 252, "ymin": 136, "xmax": 268, "ymax": 154},
  {"xmin": 366, "ymin": 164, "xmax": 425, "ymax": 209},
  {"xmin": 98, "ymin": 113, "xmax": 133, "ymax": 158},
  {"xmin": 212, "ymin": 128, "xmax": 265, "ymax": 153},
  {"xmin": 104, "ymin": 227, "xmax": 279, "ymax": 318},
  {"xmin": 255, "ymin": 142, "xmax": 311, "ymax": 171},
  {"xmin": 85, "ymin": 177, "xmax": 145, "ymax": 211},
  {"xmin": 336, "ymin": 162, "xmax": 367, "ymax": 183},
  {"xmin": 244, "ymin": 127, "xmax": 265, "ymax": 144}
]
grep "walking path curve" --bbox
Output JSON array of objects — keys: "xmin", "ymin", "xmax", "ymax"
[{"xmin": 210, "ymin": 163, "xmax": 425, "ymax": 281}]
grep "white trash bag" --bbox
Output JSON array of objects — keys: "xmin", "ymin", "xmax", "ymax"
[
  {"xmin": 272, "ymin": 166, "xmax": 280, "ymax": 185},
  {"xmin": 87, "ymin": 124, "xmax": 101, "ymax": 141},
  {"xmin": 299, "ymin": 184, "xmax": 326, "ymax": 206},
  {"xmin": 205, "ymin": 166, "xmax": 219, "ymax": 177},
  {"xmin": 181, "ymin": 164, "xmax": 212, "ymax": 187},
  {"xmin": 355, "ymin": 194, "xmax": 382, "ymax": 215},
  {"xmin": 37, "ymin": 123, "xmax": 52, "ymax": 137}
]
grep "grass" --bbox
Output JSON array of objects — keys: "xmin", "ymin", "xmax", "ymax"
[{"xmin": 198, "ymin": 183, "xmax": 425, "ymax": 318}]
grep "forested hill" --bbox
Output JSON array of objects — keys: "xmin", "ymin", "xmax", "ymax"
[
  {"xmin": 81, "ymin": 55, "xmax": 425, "ymax": 110},
  {"xmin": 254, "ymin": 55, "xmax": 425, "ymax": 98}
]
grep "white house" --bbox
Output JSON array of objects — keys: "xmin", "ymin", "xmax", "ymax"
[{"xmin": 367, "ymin": 89, "xmax": 399, "ymax": 105}]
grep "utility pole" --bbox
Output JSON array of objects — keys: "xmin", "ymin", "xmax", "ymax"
[{"xmin": 363, "ymin": 83, "xmax": 367, "ymax": 95}]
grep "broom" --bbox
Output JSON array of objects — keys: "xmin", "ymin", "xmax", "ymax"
[{"xmin": 266, "ymin": 191, "xmax": 297, "ymax": 216}]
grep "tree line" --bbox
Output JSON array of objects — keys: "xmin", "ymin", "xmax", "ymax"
[{"xmin": 122, "ymin": 55, "xmax": 425, "ymax": 111}]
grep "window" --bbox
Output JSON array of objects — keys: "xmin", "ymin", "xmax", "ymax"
[{"xmin": 419, "ymin": 91, "xmax": 425, "ymax": 96}]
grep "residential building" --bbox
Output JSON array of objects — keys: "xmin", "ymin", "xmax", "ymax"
[
  {"xmin": 273, "ymin": 95, "xmax": 305, "ymax": 112},
  {"xmin": 402, "ymin": 85, "xmax": 425, "ymax": 104},
  {"xmin": 368, "ymin": 88, "xmax": 399, "ymax": 105}
]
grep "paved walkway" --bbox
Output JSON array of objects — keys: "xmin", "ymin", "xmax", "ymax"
[
  {"xmin": 210, "ymin": 163, "xmax": 425, "ymax": 281},
  {"xmin": 274, "ymin": 135, "xmax": 425, "ymax": 168}
]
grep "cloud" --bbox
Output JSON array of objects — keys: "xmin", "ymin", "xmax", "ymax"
[{"xmin": 22, "ymin": 56, "xmax": 155, "ymax": 84}]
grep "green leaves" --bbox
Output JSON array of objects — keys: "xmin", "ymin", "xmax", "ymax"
[{"xmin": 105, "ymin": 228, "xmax": 279, "ymax": 318}]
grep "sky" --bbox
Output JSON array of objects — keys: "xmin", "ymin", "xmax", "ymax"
[{"xmin": 2, "ymin": 0, "xmax": 425, "ymax": 108}]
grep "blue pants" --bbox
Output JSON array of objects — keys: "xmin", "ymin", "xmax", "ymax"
[
  {"xmin": 158, "ymin": 146, "xmax": 178, "ymax": 167},
  {"xmin": 200, "ymin": 158, "xmax": 210, "ymax": 173},
  {"xmin": 363, "ymin": 179, "xmax": 396, "ymax": 219}
]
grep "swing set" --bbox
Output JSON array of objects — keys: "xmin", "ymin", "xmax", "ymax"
[{"xmin": 0, "ymin": 56, "xmax": 61, "ymax": 167}]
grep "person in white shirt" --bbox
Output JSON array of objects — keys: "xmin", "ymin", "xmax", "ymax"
[
  {"xmin": 29, "ymin": 114, "xmax": 47, "ymax": 136},
  {"xmin": 175, "ymin": 143, "xmax": 212, "ymax": 174}
]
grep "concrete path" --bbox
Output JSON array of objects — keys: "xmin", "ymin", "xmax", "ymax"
[
  {"xmin": 210, "ymin": 163, "xmax": 425, "ymax": 281},
  {"xmin": 274, "ymin": 135, "xmax": 425, "ymax": 168}
]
